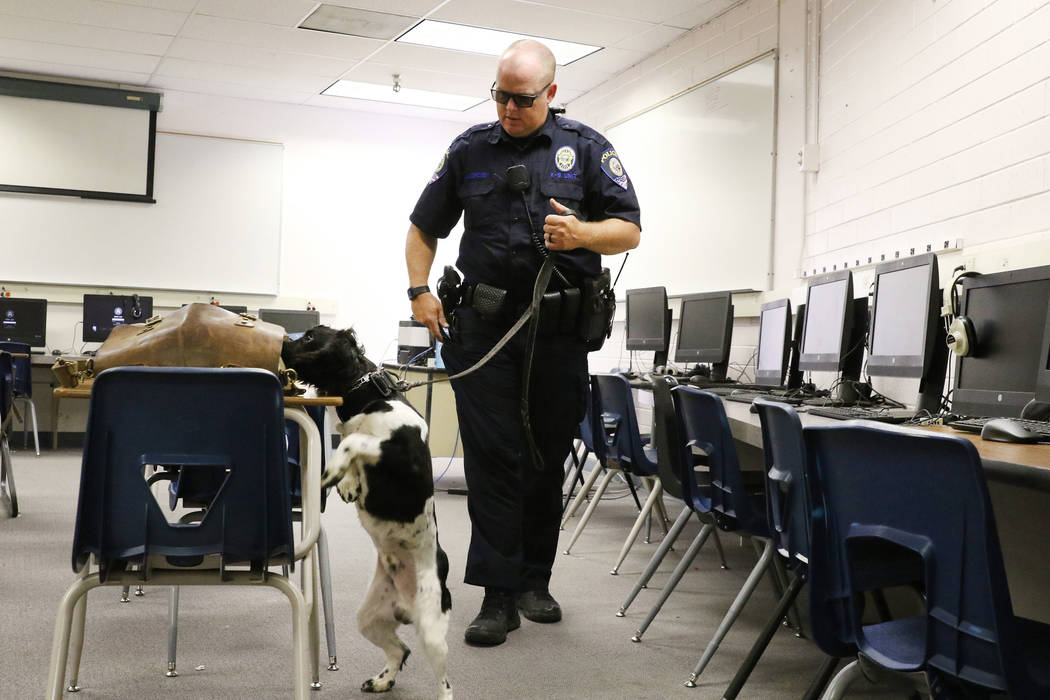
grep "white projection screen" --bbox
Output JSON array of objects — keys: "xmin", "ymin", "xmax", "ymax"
[
  {"xmin": 607, "ymin": 52, "xmax": 777, "ymax": 296},
  {"xmin": 0, "ymin": 77, "xmax": 158, "ymax": 202}
]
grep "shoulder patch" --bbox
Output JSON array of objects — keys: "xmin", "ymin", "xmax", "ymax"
[
  {"xmin": 554, "ymin": 145, "xmax": 576, "ymax": 172},
  {"xmin": 600, "ymin": 149, "xmax": 629, "ymax": 190},
  {"xmin": 428, "ymin": 149, "xmax": 449, "ymax": 184}
]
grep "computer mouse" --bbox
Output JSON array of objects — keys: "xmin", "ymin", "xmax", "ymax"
[{"xmin": 980, "ymin": 418, "xmax": 1042, "ymax": 444}]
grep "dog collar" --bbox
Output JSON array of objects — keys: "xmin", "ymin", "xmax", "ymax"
[{"xmin": 348, "ymin": 369, "xmax": 400, "ymax": 401}]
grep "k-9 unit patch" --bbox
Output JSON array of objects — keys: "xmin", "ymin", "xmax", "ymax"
[
  {"xmin": 600, "ymin": 149, "xmax": 629, "ymax": 189},
  {"xmin": 429, "ymin": 149, "xmax": 449, "ymax": 184},
  {"xmin": 554, "ymin": 145, "xmax": 576, "ymax": 172}
]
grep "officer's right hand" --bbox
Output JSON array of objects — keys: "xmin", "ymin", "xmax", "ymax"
[{"xmin": 410, "ymin": 293, "xmax": 448, "ymax": 341}]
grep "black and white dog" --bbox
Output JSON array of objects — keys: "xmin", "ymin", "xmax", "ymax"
[{"xmin": 282, "ymin": 326, "xmax": 452, "ymax": 699}]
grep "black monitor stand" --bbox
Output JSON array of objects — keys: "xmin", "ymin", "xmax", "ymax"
[
  {"xmin": 837, "ymin": 298, "xmax": 868, "ymax": 405},
  {"xmin": 653, "ymin": 308, "xmax": 673, "ymax": 369},
  {"xmin": 915, "ymin": 289, "xmax": 949, "ymax": 415},
  {"xmin": 786, "ymin": 302, "xmax": 805, "ymax": 390}
]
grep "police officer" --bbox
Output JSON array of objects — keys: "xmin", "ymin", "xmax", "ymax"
[{"xmin": 406, "ymin": 39, "xmax": 641, "ymax": 646}]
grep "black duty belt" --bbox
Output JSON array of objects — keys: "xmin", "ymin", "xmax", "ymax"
[{"xmin": 462, "ymin": 282, "xmax": 582, "ymax": 336}]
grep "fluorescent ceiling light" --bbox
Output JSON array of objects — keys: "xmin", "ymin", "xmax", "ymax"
[
  {"xmin": 396, "ymin": 20, "xmax": 601, "ymax": 65},
  {"xmin": 323, "ymin": 79, "xmax": 485, "ymax": 111}
]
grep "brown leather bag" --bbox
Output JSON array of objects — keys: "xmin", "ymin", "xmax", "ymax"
[{"xmin": 93, "ymin": 303, "xmax": 286, "ymax": 375}]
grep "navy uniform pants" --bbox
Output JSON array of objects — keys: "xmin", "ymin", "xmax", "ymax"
[{"xmin": 441, "ymin": 307, "xmax": 589, "ymax": 592}]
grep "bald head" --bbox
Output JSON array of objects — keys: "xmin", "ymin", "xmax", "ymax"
[
  {"xmin": 498, "ymin": 39, "xmax": 556, "ymax": 89},
  {"xmin": 493, "ymin": 40, "xmax": 558, "ymax": 137}
]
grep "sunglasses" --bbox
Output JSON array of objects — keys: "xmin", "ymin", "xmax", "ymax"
[{"xmin": 490, "ymin": 81, "xmax": 551, "ymax": 108}]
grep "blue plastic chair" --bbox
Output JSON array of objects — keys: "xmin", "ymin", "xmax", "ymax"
[
  {"xmin": 0, "ymin": 341, "xmax": 38, "ymax": 455},
  {"xmin": 0, "ymin": 352, "xmax": 17, "ymax": 517},
  {"xmin": 46, "ymin": 367, "xmax": 315, "ymax": 699},
  {"xmin": 805, "ymin": 422, "xmax": 1050, "ymax": 699},
  {"xmin": 562, "ymin": 382, "xmax": 601, "ymax": 514},
  {"xmin": 616, "ymin": 376, "xmax": 727, "ymax": 617},
  {"xmin": 563, "ymin": 373, "xmax": 667, "ymax": 561},
  {"xmin": 630, "ymin": 386, "xmax": 785, "ymax": 687},
  {"xmin": 720, "ymin": 398, "xmax": 816, "ymax": 698}
]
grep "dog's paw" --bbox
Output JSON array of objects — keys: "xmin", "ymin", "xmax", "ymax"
[
  {"xmin": 336, "ymin": 477, "xmax": 361, "ymax": 503},
  {"xmin": 361, "ymin": 675, "xmax": 395, "ymax": 693}
]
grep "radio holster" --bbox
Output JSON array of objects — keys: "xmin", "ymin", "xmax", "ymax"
[{"xmin": 579, "ymin": 268, "xmax": 615, "ymax": 351}]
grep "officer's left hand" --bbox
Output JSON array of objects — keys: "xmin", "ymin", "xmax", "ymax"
[{"xmin": 544, "ymin": 198, "xmax": 587, "ymax": 251}]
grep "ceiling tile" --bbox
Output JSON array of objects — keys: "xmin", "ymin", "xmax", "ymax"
[
  {"xmin": 149, "ymin": 74, "xmax": 317, "ymax": 105},
  {"xmin": 430, "ymin": 0, "xmax": 652, "ymax": 48},
  {"xmin": 562, "ymin": 46, "xmax": 645, "ymax": 76},
  {"xmin": 0, "ymin": 14, "xmax": 173, "ymax": 55},
  {"xmin": 520, "ymin": 0, "xmax": 700, "ymax": 25},
  {"xmin": 299, "ymin": 5, "xmax": 417, "ymax": 40},
  {"xmin": 323, "ymin": 0, "xmax": 441, "ymax": 16},
  {"xmin": 181, "ymin": 15, "xmax": 384, "ymax": 61},
  {"xmin": 665, "ymin": 0, "xmax": 741, "ymax": 30},
  {"xmin": 194, "ymin": 0, "xmax": 320, "ymax": 27},
  {"xmin": 0, "ymin": 0, "xmax": 188, "ymax": 34},
  {"xmin": 342, "ymin": 60, "xmax": 491, "ymax": 98},
  {"xmin": 613, "ymin": 24, "xmax": 687, "ymax": 53},
  {"xmin": 166, "ymin": 37, "xmax": 353, "ymax": 77},
  {"xmin": 370, "ymin": 42, "xmax": 499, "ymax": 80},
  {"xmin": 107, "ymin": 0, "xmax": 200, "ymax": 11},
  {"xmin": 0, "ymin": 37, "xmax": 161, "ymax": 73},
  {"xmin": 0, "ymin": 57, "xmax": 152, "ymax": 86},
  {"xmin": 154, "ymin": 56, "xmax": 335, "ymax": 92},
  {"xmin": 305, "ymin": 91, "xmax": 485, "ymax": 123}
]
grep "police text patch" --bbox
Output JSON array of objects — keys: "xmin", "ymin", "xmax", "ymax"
[{"xmin": 600, "ymin": 149, "xmax": 629, "ymax": 190}]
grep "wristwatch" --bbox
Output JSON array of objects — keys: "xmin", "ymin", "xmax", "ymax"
[{"xmin": 407, "ymin": 285, "xmax": 430, "ymax": 301}]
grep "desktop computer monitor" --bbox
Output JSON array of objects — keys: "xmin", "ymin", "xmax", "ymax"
[
  {"xmin": 867, "ymin": 254, "xmax": 940, "ymax": 378},
  {"xmin": 83, "ymin": 294, "xmax": 153, "ymax": 343},
  {"xmin": 218, "ymin": 305, "xmax": 248, "ymax": 314},
  {"xmin": 755, "ymin": 298, "xmax": 791, "ymax": 387},
  {"xmin": 674, "ymin": 291, "xmax": 733, "ymax": 380},
  {"xmin": 952, "ymin": 265, "xmax": 1050, "ymax": 417},
  {"xmin": 799, "ymin": 270, "xmax": 854, "ymax": 372},
  {"xmin": 1036, "ymin": 301, "xmax": 1050, "ymax": 404},
  {"xmin": 0, "ymin": 297, "xmax": 47, "ymax": 348},
  {"xmin": 258, "ymin": 308, "xmax": 320, "ymax": 338},
  {"xmin": 626, "ymin": 287, "xmax": 670, "ymax": 362}
]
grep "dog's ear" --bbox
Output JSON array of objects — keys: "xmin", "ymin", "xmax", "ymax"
[{"xmin": 338, "ymin": 328, "xmax": 363, "ymax": 352}]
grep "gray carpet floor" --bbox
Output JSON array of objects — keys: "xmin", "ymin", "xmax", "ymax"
[{"xmin": 0, "ymin": 448, "xmax": 905, "ymax": 699}]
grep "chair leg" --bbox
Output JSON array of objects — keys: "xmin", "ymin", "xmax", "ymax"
[
  {"xmin": 166, "ymin": 587, "xmax": 180, "ymax": 677},
  {"xmin": 711, "ymin": 522, "xmax": 728, "ymax": 569},
  {"xmin": 623, "ymin": 471, "xmax": 643, "ymax": 511},
  {"xmin": 317, "ymin": 527, "xmax": 339, "ymax": 671},
  {"xmin": 819, "ymin": 659, "xmax": 863, "ymax": 700},
  {"xmin": 308, "ymin": 552, "xmax": 322, "ymax": 690},
  {"xmin": 720, "ymin": 573, "xmax": 807, "ymax": 698},
  {"xmin": 65, "ymin": 583, "xmax": 89, "ymax": 692},
  {"xmin": 561, "ymin": 447, "xmax": 587, "ymax": 515},
  {"xmin": 611, "ymin": 479, "xmax": 662, "ymax": 574},
  {"xmin": 562, "ymin": 468, "xmax": 619, "ymax": 555},
  {"xmin": 685, "ymin": 537, "xmax": 775, "ymax": 685},
  {"xmin": 803, "ymin": 656, "xmax": 842, "ymax": 700},
  {"xmin": 120, "ymin": 585, "xmax": 131, "ymax": 603},
  {"xmin": 26, "ymin": 397, "xmax": 39, "ymax": 456},
  {"xmin": 47, "ymin": 574, "xmax": 99, "ymax": 699},
  {"xmin": 265, "ymin": 574, "xmax": 311, "ymax": 700},
  {"xmin": 617, "ymin": 504, "xmax": 692, "ymax": 616},
  {"xmin": 561, "ymin": 462, "xmax": 604, "ymax": 527},
  {"xmin": 0, "ymin": 436, "xmax": 17, "ymax": 518},
  {"xmin": 632, "ymin": 521, "xmax": 716, "ymax": 641}
]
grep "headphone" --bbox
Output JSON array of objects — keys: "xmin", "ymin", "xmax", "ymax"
[{"xmin": 942, "ymin": 268, "xmax": 980, "ymax": 356}]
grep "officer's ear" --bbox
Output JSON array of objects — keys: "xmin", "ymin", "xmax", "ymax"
[{"xmin": 546, "ymin": 82, "xmax": 557, "ymax": 103}]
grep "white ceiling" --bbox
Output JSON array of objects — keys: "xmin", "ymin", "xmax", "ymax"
[{"xmin": 0, "ymin": 0, "xmax": 741, "ymax": 123}]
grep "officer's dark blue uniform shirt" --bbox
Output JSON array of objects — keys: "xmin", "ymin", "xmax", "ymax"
[{"xmin": 410, "ymin": 112, "xmax": 641, "ymax": 302}]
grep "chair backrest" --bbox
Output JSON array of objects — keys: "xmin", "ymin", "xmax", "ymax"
[
  {"xmin": 752, "ymin": 398, "xmax": 811, "ymax": 567},
  {"xmin": 804, "ymin": 423, "xmax": 1027, "ymax": 694},
  {"xmin": 72, "ymin": 367, "xmax": 294, "ymax": 580},
  {"xmin": 578, "ymin": 376, "xmax": 603, "ymax": 464},
  {"xmin": 671, "ymin": 386, "xmax": 764, "ymax": 533},
  {"xmin": 0, "ymin": 353, "xmax": 11, "ymax": 424},
  {"xmin": 0, "ymin": 341, "xmax": 31, "ymax": 397},
  {"xmin": 650, "ymin": 376, "xmax": 687, "ymax": 501},
  {"xmin": 592, "ymin": 373, "xmax": 658, "ymax": 476}
]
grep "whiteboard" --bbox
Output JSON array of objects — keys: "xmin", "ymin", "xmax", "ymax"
[
  {"xmin": 607, "ymin": 52, "xmax": 776, "ymax": 296},
  {"xmin": 0, "ymin": 131, "xmax": 283, "ymax": 295}
]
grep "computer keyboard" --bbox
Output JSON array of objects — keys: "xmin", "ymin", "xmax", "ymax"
[
  {"xmin": 806, "ymin": 406, "xmax": 915, "ymax": 424},
  {"xmin": 946, "ymin": 416, "xmax": 1050, "ymax": 438},
  {"xmin": 721, "ymin": 391, "xmax": 804, "ymax": 406}
]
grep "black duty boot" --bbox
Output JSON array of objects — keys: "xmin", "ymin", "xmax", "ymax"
[
  {"xmin": 517, "ymin": 589, "xmax": 562, "ymax": 623},
  {"xmin": 464, "ymin": 588, "xmax": 521, "ymax": 646}
]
